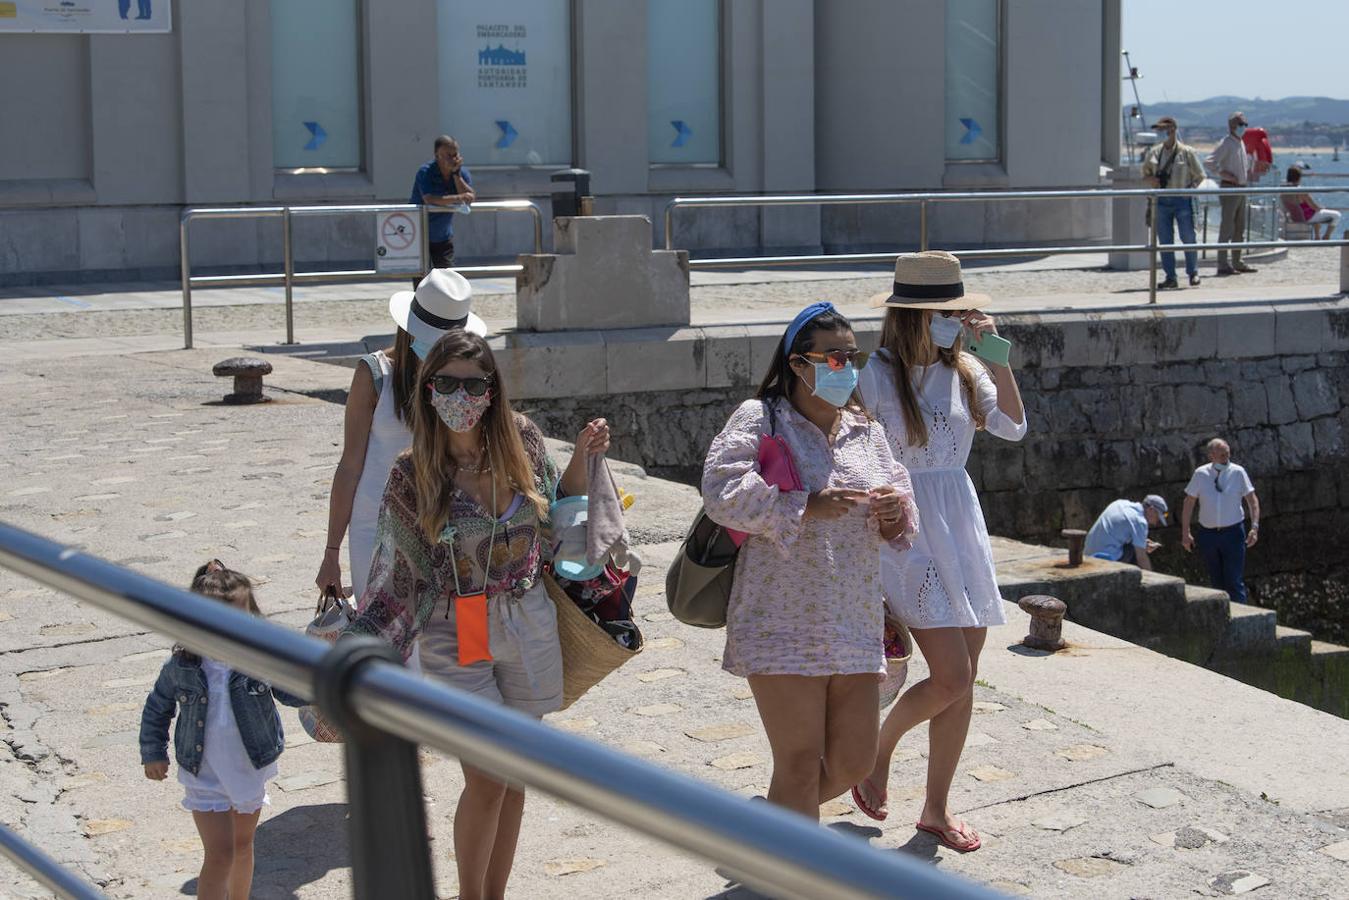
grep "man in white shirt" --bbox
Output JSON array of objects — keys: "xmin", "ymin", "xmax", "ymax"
[
  {"xmin": 1204, "ymin": 111, "xmax": 1259, "ymax": 276},
  {"xmin": 1181, "ymin": 438, "xmax": 1260, "ymax": 604}
]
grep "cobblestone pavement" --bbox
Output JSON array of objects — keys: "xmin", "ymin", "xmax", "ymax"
[
  {"xmin": 2, "ymin": 350, "xmax": 1348, "ymax": 898},
  {"xmin": 0, "ymin": 248, "xmax": 1342, "ymax": 343}
]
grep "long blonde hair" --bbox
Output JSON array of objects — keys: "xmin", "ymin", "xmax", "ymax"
[
  {"xmin": 878, "ymin": 308, "xmax": 985, "ymax": 447},
  {"xmin": 409, "ymin": 331, "xmax": 548, "ymax": 541}
]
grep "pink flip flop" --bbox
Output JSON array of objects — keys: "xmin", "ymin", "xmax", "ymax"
[
  {"xmin": 915, "ymin": 820, "xmax": 982, "ymax": 852},
  {"xmin": 850, "ymin": 777, "xmax": 889, "ymax": 821}
]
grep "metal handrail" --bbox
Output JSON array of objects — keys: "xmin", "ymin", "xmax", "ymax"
[
  {"xmin": 179, "ymin": 199, "xmax": 544, "ymax": 349},
  {"xmin": 0, "ymin": 521, "xmax": 1002, "ymax": 900},
  {"xmin": 0, "ymin": 823, "xmax": 104, "ymax": 900},
  {"xmin": 663, "ymin": 185, "xmax": 1349, "ymax": 303}
]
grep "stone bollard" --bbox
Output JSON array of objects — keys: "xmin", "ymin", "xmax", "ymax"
[
  {"xmin": 1018, "ymin": 595, "xmax": 1068, "ymax": 651},
  {"xmin": 212, "ymin": 357, "xmax": 273, "ymax": 404},
  {"xmin": 1061, "ymin": 529, "xmax": 1088, "ymax": 567}
]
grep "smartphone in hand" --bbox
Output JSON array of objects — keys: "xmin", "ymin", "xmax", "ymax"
[{"xmin": 966, "ymin": 329, "xmax": 1012, "ymax": 367}]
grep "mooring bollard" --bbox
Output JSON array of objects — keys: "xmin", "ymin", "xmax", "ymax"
[
  {"xmin": 212, "ymin": 357, "xmax": 273, "ymax": 404},
  {"xmin": 1018, "ymin": 594, "xmax": 1067, "ymax": 651},
  {"xmin": 1061, "ymin": 529, "xmax": 1087, "ymax": 567}
]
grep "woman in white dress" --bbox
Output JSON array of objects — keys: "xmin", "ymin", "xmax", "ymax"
[
  {"xmin": 315, "ymin": 268, "xmax": 487, "ymax": 600},
  {"xmin": 852, "ymin": 251, "xmax": 1026, "ymax": 853}
]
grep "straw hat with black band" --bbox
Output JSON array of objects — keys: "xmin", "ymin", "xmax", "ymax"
[
  {"xmin": 389, "ymin": 268, "xmax": 487, "ymax": 355},
  {"xmin": 869, "ymin": 250, "xmax": 990, "ymax": 312}
]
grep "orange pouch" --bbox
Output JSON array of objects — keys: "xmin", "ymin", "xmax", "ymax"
[{"xmin": 454, "ymin": 594, "xmax": 492, "ymax": 665}]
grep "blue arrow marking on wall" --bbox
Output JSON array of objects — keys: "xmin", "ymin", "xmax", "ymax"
[
  {"xmin": 959, "ymin": 118, "xmax": 982, "ymax": 145},
  {"xmin": 303, "ymin": 121, "xmax": 327, "ymax": 151},
  {"xmin": 671, "ymin": 120, "xmax": 693, "ymax": 148},
  {"xmin": 496, "ymin": 120, "xmax": 518, "ymax": 149}
]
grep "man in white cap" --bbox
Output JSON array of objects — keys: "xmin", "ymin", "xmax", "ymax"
[
  {"xmin": 1181, "ymin": 438, "xmax": 1259, "ymax": 604},
  {"xmin": 1084, "ymin": 494, "xmax": 1169, "ymax": 570},
  {"xmin": 1205, "ymin": 111, "xmax": 1259, "ymax": 276}
]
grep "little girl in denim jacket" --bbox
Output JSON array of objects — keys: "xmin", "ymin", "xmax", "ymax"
[{"xmin": 139, "ymin": 561, "xmax": 305, "ymax": 900}]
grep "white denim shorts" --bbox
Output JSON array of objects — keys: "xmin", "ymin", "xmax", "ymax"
[{"xmin": 416, "ymin": 581, "xmax": 563, "ymax": 716}]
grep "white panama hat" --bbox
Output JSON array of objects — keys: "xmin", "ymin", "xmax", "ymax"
[
  {"xmin": 869, "ymin": 250, "xmax": 991, "ymax": 311},
  {"xmin": 389, "ymin": 268, "xmax": 487, "ymax": 355}
]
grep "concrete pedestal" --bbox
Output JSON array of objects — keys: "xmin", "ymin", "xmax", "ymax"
[
  {"xmin": 516, "ymin": 216, "xmax": 690, "ymax": 332},
  {"xmin": 1109, "ymin": 165, "xmax": 1152, "ymax": 271}
]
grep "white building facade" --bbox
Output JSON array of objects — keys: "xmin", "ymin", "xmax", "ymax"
[{"xmin": 0, "ymin": 0, "xmax": 1121, "ymax": 284}]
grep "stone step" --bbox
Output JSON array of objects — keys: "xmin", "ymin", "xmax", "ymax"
[
  {"xmin": 1220, "ymin": 602, "xmax": 1278, "ymax": 652},
  {"xmin": 1307, "ymin": 641, "xmax": 1349, "ymax": 718},
  {"xmin": 1167, "ymin": 584, "xmax": 1232, "ymax": 665},
  {"xmin": 1275, "ymin": 625, "xmax": 1314, "ymax": 655}
]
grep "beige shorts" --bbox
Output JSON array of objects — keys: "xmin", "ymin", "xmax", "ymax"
[{"xmin": 416, "ymin": 581, "xmax": 563, "ymax": 716}]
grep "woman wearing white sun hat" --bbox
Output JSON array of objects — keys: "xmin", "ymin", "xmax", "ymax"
[
  {"xmin": 316, "ymin": 268, "xmax": 487, "ymax": 607},
  {"xmin": 850, "ymin": 251, "xmax": 1027, "ymax": 854}
]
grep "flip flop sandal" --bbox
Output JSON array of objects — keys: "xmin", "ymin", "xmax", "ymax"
[
  {"xmin": 850, "ymin": 777, "xmax": 889, "ymax": 821},
  {"xmin": 915, "ymin": 820, "xmax": 982, "ymax": 852}
]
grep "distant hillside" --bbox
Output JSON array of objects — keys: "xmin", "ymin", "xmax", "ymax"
[{"xmin": 1134, "ymin": 96, "xmax": 1349, "ymax": 128}]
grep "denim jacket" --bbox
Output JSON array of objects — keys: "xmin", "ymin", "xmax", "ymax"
[{"xmin": 138, "ymin": 652, "xmax": 308, "ymax": 775}]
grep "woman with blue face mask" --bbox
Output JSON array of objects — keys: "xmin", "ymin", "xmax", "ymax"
[
  {"xmin": 315, "ymin": 268, "xmax": 488, "ymax": 612},
  {"xmin": 851, "ymin": 251, "xmax": 1027, "ymax": 853},
  {"xmin": 701, "ymin": 302, "xmax": 919, "ymax": 823}
]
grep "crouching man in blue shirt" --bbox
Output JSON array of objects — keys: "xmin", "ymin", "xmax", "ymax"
[
  {"xmin": 409, "ymin": 135, "xmax": 476, "ymax": 285},
  {"xmin": 1083, "ymin": 494, "xmax": 1169, "ymax": 570}
]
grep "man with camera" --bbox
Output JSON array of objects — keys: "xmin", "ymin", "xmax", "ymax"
[
  {"xmin": 1143, "ymin": 116, "xmax": 1206, "ymax": 289},
  {"xmin": 1205, "ymin": 111, "xmax": 1259, "ymax": 276}
]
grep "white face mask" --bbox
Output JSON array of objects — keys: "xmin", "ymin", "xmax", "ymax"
[{"xmin": 929, "ymin": 315, "xmax": 964, "ymax": 349}]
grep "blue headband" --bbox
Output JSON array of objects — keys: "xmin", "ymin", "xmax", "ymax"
[{"xmin": 784, "ymin": 301, "xmax": 836, "ymax": 354}]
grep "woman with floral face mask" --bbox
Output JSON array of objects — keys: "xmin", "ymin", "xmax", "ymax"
[
  {"xmin": 701, "ymin": 302, "xmax": 919, "ymax": 823},
  {"xmin": 345, "ymin": 329, "xmax": 607, "ymax": 900}
]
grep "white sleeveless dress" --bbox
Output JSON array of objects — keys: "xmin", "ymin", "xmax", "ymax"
[
  {"xmin": 350, "ymin": 351, "xmax": 412, "ymax": 598},
  {"xmin": 860, "ymin": 352, "xmax": 1027, "ymax": 629}
]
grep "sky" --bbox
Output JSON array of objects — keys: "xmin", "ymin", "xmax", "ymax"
[{"xmin": 1122, "ymin": 0, "xmax": 1348, "ymax": 104}]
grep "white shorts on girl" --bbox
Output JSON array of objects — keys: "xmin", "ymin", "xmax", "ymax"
[{"xmin": 177, "ymin": 658, "xmax": 276, "ymax": 815}]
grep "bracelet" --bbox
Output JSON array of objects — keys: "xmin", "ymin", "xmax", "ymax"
[{"xmin": 325, "ymin": 545, "xmax": 341, "ymax": 552}]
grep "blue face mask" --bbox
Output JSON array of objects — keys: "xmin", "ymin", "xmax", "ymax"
[
  {"xmin": 810, "ymin": 362, "xmax": 859, "ymax": 407},
  {"xmin": 411, "ymin": 336, "xmax": 434, "ymax": 360},
  {"xmin": 1213, "ymin": 462, "xmax": 1228, "ymax": 471},
  {"xmin": 929, "ymin": 314, "xmax": 964, "ymax": 349}
]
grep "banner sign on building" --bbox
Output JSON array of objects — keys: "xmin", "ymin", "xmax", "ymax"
[
  {"xmin": 436, "ymin": 0, "xmax": 572, "ymax": 166},
  {"xmin": 0, "ymin": 0, "xmax": 172, "ymax": 33},
  {"xmin": 375, "ymin": 211, "xmax": 423, "ymax": 275}
]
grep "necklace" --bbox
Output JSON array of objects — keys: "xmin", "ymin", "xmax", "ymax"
[
  {"xmin": 452, "ymin": 442, "xmax": 491, "ymax": 475},
  {"xmin": 455, "ymin": 456, "xmax": 492, "ymax": 475}
]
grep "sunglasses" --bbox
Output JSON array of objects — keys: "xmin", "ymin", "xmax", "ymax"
[
  {"xmin": 427, "ymin": 374, "xmax": 494, "ymax": 397},
  {"xmin": 795, "ymin": 349, "xmax": 869, "ymax": 371}
]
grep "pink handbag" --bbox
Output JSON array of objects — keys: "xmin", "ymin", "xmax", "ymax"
[{"xmin": 727, "ymin": 402, "xmax": 804, "ymax": 547}]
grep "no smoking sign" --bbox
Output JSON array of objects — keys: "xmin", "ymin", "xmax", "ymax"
[{"xmin": 376, "ymin": 211, "xmax": 422, "ymax": 273}]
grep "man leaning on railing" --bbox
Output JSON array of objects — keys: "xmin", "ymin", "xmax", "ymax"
[{"xmin": 409, "ymin": 135, "xmax": 476, "ymax": 287}]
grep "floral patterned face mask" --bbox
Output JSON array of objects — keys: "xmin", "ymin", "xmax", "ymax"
[{"xmin": 430, "ymin": 387, "xmax": 492, "ymax": 432}]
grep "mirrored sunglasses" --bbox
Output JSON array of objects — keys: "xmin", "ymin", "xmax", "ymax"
[{"xmin": 796, "ymin": 349, "xmax": 869, "ymax": 371}]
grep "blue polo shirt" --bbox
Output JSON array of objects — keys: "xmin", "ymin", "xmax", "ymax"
[
  {"xmin": 409, "ymin": 161, "xmax": 473, "ymax": 243},
  {"xmin": 1083, "ymin": 500, "xmax": 1149, "ymax": 562}
]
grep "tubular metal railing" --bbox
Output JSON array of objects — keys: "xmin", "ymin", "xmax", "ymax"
[
  {"xmin": 0, "ymin": 520, "xmax": 1003, "ymax": 900},
  {"xmin": 0, "ymin": 823, "xmax": 103, "ymax": 900},
  {"xmin": 179, "ymin": 200, "xmax": 543, "ymax": 349},
  {"xmin": 663, "ymin": 185, "xmax": 1349, "ymax": 304}
]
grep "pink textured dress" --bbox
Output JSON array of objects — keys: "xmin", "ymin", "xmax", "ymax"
[{"xmin": 701, "ymin": 399, "xmax": 918, "ymax": 677}]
